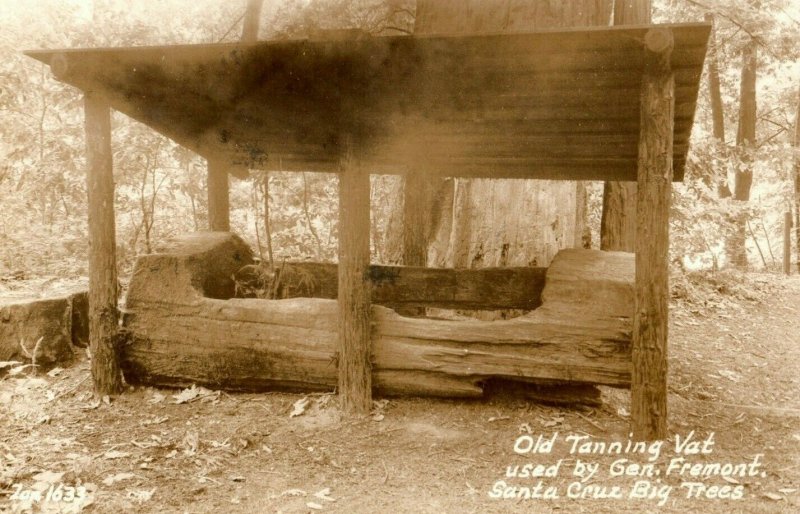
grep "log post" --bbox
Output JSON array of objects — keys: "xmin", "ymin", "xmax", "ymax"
[
  {"xmin": 632, "ymin": 28, "xmax": 674, "ymax": 441},
  {"xmin": 207, "ymin": 159, "xmax": 230, "ymax": 231},
  {"xmin": 84, "ymin": 93, "xmax": 124, "ymax": 395},
  {"xmin": 337, "ymin": 136, "xmax": 372, "ymax": 414}
]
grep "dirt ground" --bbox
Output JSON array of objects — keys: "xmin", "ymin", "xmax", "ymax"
[{"xmin": 1, "ymin": 273, "xmax": 799, "ymax": 514}]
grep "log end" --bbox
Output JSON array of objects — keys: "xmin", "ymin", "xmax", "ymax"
[{"xmin": 644, "ymin": 28, "xmax": 674, "ymax": 54}]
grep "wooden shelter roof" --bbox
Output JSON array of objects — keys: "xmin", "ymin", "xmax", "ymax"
[{"xmin": 26, "ymin": 23, "xmax": 709, "ymax": 181}]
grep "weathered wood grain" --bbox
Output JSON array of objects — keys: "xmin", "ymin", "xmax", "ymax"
[
  {"xmin": 337, "ymin": 138, "xmax": 373, "ymax": 413},
  {"xmin": 234, "ymin": 262, "xmax": 547, "ymax": 311},
  {"xmin": 632, "ymin": 28, "xmax": 675, "ymax": 441},
  {"xmin": 121, "ymin": 233, "xmax": 634, "ymax": 398},
  {"xmin": 85, "ymin": 94, "xmax": 123, "ymax": 395}
]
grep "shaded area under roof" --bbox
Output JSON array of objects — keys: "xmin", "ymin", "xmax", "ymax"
[{"xmin": 26, "ymin": 23, "xmax": 710, "ymax": 181}]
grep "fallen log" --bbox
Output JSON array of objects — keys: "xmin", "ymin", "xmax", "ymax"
[
  {"xmin": 121, "ymin": 233, "xmax": 633, "ymax": 399},
  {"xmin": 234, "ymin": 262, "xmax": 546, "ymax": 311},
  {"xmin": 0, "ymin": 288, "xmax": 87, "ymax": 367}
]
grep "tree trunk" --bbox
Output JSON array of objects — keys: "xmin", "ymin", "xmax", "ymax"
[
  {"xmin": 599, "ymin": 0, "xmax": 650, "ymax": 252},
  {"xmin": 705, "ymin": 13, "xmax": 731, "ymax": 197},
  {"xmin": 399, "ymin": 170, "xmax": 438, "ymax": 315},
  {"xmin": 241, "ymin": 0, "xmax": 264, "ymax": 42},
  {"xmin": 395, "ymin": 0, "xmax": 459, "ymax": 316},
  {"xmin": 389, "ymin": 0, "xmax": 613, "ymax": 274},
  {"xmin": 84, "ymin": 94, "xmax": 123, "ymax": 395},
  {"xmin": 727, "ymin": 38, "xmax": 758, "ymax": 268},
  {"xmin": 207, "ymin": 159, "xmax": 230, "ymax": 231},
  {"xmin": 632, "ymin": 28, "xmax": 674, "ymax": 441}
]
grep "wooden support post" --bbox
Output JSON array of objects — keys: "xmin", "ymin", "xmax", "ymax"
[
  {"xmin": 337, "ymin": 137, "xmax": 372, "ymax": 414},
  {"xmin": 84, "ymin": 94, "xmax": 124, "ymax": 395},
  {"xmin": 207, "ymin": 159, "xmax": 230, "ymax": 231},
  {"xmin": 784, "ymin": 212, "xmax": 792, "ymax": 275},
  {"xmin": 632, "ymin": 28, "xmax": 674, "ymax": 441}
]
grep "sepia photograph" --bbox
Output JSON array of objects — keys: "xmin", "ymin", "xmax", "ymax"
[{"xmin": 1, "ymin": 0, "xmax": 799, "ymax": 512}]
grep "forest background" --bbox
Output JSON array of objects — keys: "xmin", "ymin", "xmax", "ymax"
[{"xmin": 0, "ymin": 0, "xmax": 798, "ymax": 282}]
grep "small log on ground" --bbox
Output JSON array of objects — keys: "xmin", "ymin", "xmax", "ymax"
[
  {"xmin": 233, "ymin": 262, "xmax": 546, "ymax": 311},
  {"xmin": 121, "ymin": 233, "xmax": 633, "ymax": 399},
  {"xmin": 0, "ymin": 289, "xmax": 88, "ymax": 367}
]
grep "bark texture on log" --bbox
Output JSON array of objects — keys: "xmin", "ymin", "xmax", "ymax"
[
  {"xmin": 121, "ymin": 233, "xmax": 633, "ymax": 399},
  {"xmin": 85, "ymin": 94, "xmax": 123, "ymax": 394},
  {"xmin": 632, "ymin": 28, "xmax": 674, "ymax": 441},
  {"xmin": 0, "ymin": 293, "xmax": 83, "ymax": 367},
  {"xmin": 234, "ymin": 262, "xmax": 546, "ymax": 311},
  {"xmin": 600, "ymin": 182, "xmax": 637, "ymax": 251}
]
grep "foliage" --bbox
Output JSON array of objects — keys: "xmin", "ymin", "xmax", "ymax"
[
  {"xmin": 269, "ymin": 0, "xmax": 415, "ymax": 37},
  {"xmin": 670, "ymin": 265, "xmax": 783, "ymax": 311},
  {"xmin": 657, "ymin": 0, "xmax": 800, "ymax": 270},
  {"xmin": 0, "ymin": 0, "xmax": 798, "ymax": 281}
]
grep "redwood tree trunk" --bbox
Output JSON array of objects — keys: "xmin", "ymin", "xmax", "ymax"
[
  {"xmin": 207, "ymin": 159, "xmax": 230, "ymax": 231},
  {"xmin": 727, "ymin": 38, "xmax": 758, "ymax": 268},
  {"xmin": 599, "ymin": 0, "xmax": 650, "ymax": 252},
  {"xmin": 705, "ymin": 13, "xmax": 732, "ymax": 197},
  {"xmin": 399, "ymin": 170, "xmax": 438, "ymax": 315},
  {"xmin": 398, "ymin": 0, "xmax": 454, "ymax": 286},
  {"xmin": 399, "ymin": 0, "xmax": 612, "ymax": 273},
  {"xmin": 241, "ymin": 0, "xmax": 264, "ymax": 42}
]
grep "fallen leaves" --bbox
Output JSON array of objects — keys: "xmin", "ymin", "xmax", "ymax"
[
  {"xmin": 140, "ymin": 415, "xmax": 169, "ymax": 426},
  {"xmin": 487, "ymin": 415, "xmax": 510, "ymax": 423},
  {"xmin": 290, "ymin": 397, "xmax": 310, "ymax": 418},
  {"xmin": 717, "ymin": 369, "xmax": 742, "ymax": 383},
  {"xmin": 103, "ymin": 450, "xmax": 131, "ymax": 460},
  {"xmin": 102, "ymin": 472, "xmax": 137, "ymax": 486},
  {"xmin": 172, "ymin": 385, "xmax": 219, "ymax": 405},
  {"xmin": 541, "ymin": 416, "xmax": 564, "ymax": 428},
  {"xmin": 371, "ymin": 399, "xmax": 389, "ymax": 422},
  {"xmin": 181, "ymin": 431, "xmax": 199, "ymax": 456},
  {"xmin": 31, "ymin": 470, "xmax": 65, "ymax": 483},
  {"xmin": 280, "ymin": 488, "xmax": 306, "ymax": 497},
  {"xmin": 126, "ymin": 488, "xmax": 155, "ymax": 503},
  {"xmin": 313, "ymin": 488, "xmax": 336, "ymax": 502}
]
